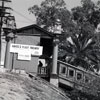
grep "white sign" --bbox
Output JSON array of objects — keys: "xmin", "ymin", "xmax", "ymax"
[
  {"xmin": 10, "ymin": 43, "xmax": 43, "ymax": 56},
  {"xmin": 30, "ymin": 45, "xmax": 43, "ymax": 56},
  {"xmin": 10, "ymin": 44, "xmax": 21, "ymax": 53},
  {"xmin": 10, "ymin": 44, "xmax": 30, "ymax": 53},
  {"xmin": 18, "ymin": 51, "xmax": 31, "ymax": 61},
  {"xmin": 10, "ymin": 43, "xmax": 43, "ymax": 61}
]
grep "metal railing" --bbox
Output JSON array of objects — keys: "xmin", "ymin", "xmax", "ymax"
[{"xmin": 37, "ymin": 67, "xmax": 48, "ymax": 77}]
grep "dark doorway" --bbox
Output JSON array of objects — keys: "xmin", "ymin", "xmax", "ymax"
[{"xmin": 40, "ymin": 38, "xmax": 53, "ymax": 57}]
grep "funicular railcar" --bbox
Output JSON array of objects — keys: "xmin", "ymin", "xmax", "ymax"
[{"xmin": 58, "ymin": 60, "xmax": 100, "ymax": 91}]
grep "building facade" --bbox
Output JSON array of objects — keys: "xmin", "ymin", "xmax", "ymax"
[{"xmin": 1, "ymin": 24, "xmax": 53, "ymax": 73}]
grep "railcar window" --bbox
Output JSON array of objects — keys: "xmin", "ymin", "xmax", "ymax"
[
  {"xmin": 61, "ymin": 67, "xmax": 66, "ymax": 74},
  {"xmin": 69, "ymin": 70, "xmax": 74, "ymax": 77},
  {"xmin": 77, "ymin": 73, "xmax": 82, "ymax": 80},
  {"xmin": 85, "ymin": 76, "xmax": 90, "ymax": 83}
]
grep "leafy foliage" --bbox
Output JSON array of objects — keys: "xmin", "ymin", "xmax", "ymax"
[
  {"xmin": 58, "ymin": 0, "xmax": 100, "ymax": 71},
  {"xmin": 68, "ymin": 74, "xmax": 100, "ymax": 100},
  {"xmin": 59, "ymin": 31, "xmax": 100, "ymax": 71},
  {"xmin": 72, "ymin": 0, "xmax": 100, "ymax": 28},
  {"xmin": 28, "ymin": 0, "xmax": 73, "ymax": 34}
]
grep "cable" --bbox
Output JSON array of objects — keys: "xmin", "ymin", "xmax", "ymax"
[
  {"xmin": 15, "ymin": 20, "xmax": 36, "ymax": 24},
  {"xmin": 13, "ymin": 9, "xmax": 34, "ymax": 23}
]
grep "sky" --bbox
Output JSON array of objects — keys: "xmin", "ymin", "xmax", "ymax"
[{"xmin": 11, "ymin": 0, "xmax": 98, "ymax": 28}]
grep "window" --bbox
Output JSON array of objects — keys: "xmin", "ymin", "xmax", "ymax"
[
  {"xmin": 61, "ymin": 67, "xmax": 66, "ymax": 74},
  {"xmin": 85, "ymin": 76, "xmax": 90, "ymax": 83},
  {"xmin": 69, "ymin": 69, "xmax": 74, "ymax": 77},
  {"xmin": 60, "ymin": 66, "xmax": 67, "ymax": 75},
  {"xmin": 77, "ymin": 73, "xmax": 82, "ymax": 80}
]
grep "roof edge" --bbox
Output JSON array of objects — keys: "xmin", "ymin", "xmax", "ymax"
[{"xmin": 16, "ymin": 24, "xmax": 54, "ymax": 37}]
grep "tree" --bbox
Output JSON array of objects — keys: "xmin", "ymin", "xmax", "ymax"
[
  {"xmin": 29, "ymin": 0, "xmax": 100, "ymax": 99},
  {"xmin": 59, "ymin": 31, "xmax": 100, "ymax": 71},
  {"xmin": 58, "ymin": 0, "xmax": 100, "ymax": 72},
  {"xmin": 71, "ymin": 0, "xmax": 100, "ymax": 28},
  {"xmin": 28, "ymin": 0, "xmax": 73, "ymax": 34},
  {"xmin": 68, "ymin": 73, "xmax": 100, "ymax": 100}
]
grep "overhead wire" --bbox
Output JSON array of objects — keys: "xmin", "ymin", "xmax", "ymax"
[
  {"xmin": 12, "ymin": 9, "xmax": 35, "ymax": 23},
  {"xmin": 15, "ymin": 20, "xmax": 35, "ymax": 23},
  {"xmin": 6, "ymin": 1, "xmax": 36, "ymax": 28}
]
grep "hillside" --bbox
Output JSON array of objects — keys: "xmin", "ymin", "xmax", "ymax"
[{"xmin": 0, "ymin": 71, "xmax": 70, "ymax": 100}]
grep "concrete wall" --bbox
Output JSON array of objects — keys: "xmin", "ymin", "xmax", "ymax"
[
  {"xmin": 2, "ymin": 25, "xmax": 53, "ymax": 73},
  {"xmin": 11, "ymin": 35, "xmax": 40, "ymax": 73},
  {"xmin": 12, "ymin": 54, "xmax": 39, "ymax": 73}
]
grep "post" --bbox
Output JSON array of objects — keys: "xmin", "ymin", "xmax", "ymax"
[
  {"xmin": 0, "ymin": 0, "xmax": 12, "ymax": 67},
  {"xmin": 4, "ymin": 37, "xmax": 11, "ymax": 69},
  {"xmin": 50, "ymin": 38, "xmax": 59, "ymax": 87},
  {"xmin": 50, "ymin": 19, "xmax": 62, "ymax": 87},
  {"xmin": 0, "ymin": 0, "xmax": 4, "ymax": 66},
  {"xmin": 4, "ymin": 32, "xmax": 14, "ymax": 69},
  {"xmin": 52, "ymin": 38, "xmax": 59, "ymax": 74}
]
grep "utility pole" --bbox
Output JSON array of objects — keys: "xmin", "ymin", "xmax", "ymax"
[
  {"xmin": 0, "ymin": 0, "xmax": 12, "ymax": 67},
  {"xmin": 0, "ymin": 0, "xmax": 4, "ymax": 66}
]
